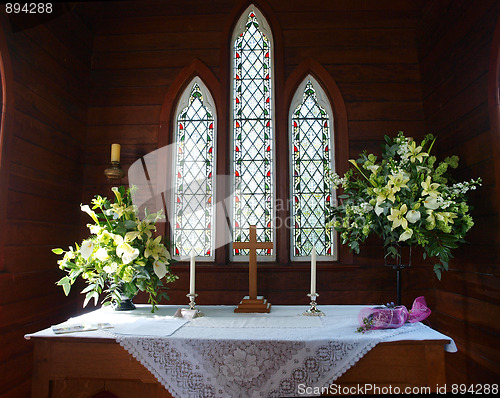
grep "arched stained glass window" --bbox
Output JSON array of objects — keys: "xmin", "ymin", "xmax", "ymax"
[
  {"xmin": 290, "ymin": 77, "xmax": 336, "ymax": 260},
  {"xmin": 231, "ymin": 7, "xmax": 274, "ymax": 259},
  {"xmin": 173, "ymin": 79, "xmax": 216, "ymax": 259}
]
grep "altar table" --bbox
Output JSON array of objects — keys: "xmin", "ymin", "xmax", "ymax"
[{"xmin": 26, "ymin": 305, "xmax": 455, "ymax": 398}]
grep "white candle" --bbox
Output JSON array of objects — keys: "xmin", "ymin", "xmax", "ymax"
[
  {"xmin": 111, "ymin": 144, "xmax": 121, "ymax": 162},
  {"xmin": 189, "ymin": 249, "xmax": 196, "ymax": 295},
  {"xmin": 310, "ymin": 247, "xmax": 317, "ymax": 295}
]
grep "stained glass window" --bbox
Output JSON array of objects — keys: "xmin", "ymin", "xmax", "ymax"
[
  {"xmin": 232, "ymin": 9, "xmax": 274, "ymax": 258},
  {"xmin": 173, "ymin": 81, "xmax": 215, "ymax": 258},
  {"xmin": 291, "ymin": 79, "xmax": 335, "ymax": 259}
]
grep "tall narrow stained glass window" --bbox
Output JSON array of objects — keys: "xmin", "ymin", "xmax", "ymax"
[
  {"xmin": 232, "ymin": 9, "xmax": 274, "ymax": 258},
  {"xmin": 173, "ymin": 81, "xmax": 215, "ymax": 258},
  {"xmin": 291, "ymin": 78, "xmax": 336, "ymax": 259}
]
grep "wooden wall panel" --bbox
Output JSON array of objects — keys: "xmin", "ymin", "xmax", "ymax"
[
  {"xmin": 418, "ymin": 0, "xmax": 500, "ymax": 384},
  {"xmin": 0, "ymin": 6, "xmax": 92, "ymax": 397},
  {"xmin": 83, "ymin": 0, "xmax": 426, "ymax": 305}
]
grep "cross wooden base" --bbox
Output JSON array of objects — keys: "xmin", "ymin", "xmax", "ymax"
[{"xmin": 234, "ymin": 296, "xmax": 271, "ymax": 313}]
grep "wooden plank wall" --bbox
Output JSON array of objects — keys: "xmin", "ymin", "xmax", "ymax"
[
  {"xmin": 418, "ymin": 0, "xmax": 500, "ymax": 384},
  {"xmin": 81, "ymin": 0, "xmax": 432, "ymax": 312},
  {"xmin": 0, "ymin": 7, "xmax": 92, "ymax": 397}
]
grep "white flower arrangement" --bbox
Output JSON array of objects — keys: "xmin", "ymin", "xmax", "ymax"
[
  {"xmin": 329, "ymin": 132, "xmax": 481, "ymax": 279},
  {"xmin": 54, "ymin": 186, "xmax": 178, "ymax": 312}
]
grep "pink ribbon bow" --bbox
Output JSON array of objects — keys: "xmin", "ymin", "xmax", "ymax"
[{"xmin": 357, "ymin": 296, "xmax": 431, "ymax": 332}]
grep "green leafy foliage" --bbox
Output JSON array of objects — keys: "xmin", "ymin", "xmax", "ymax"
[
  {"xmin": 328, "ymin": 132, "xmax": 481, "ymax": 279},
  {"xmin": 54, "ymin": 186, "xmax": 178, "ymax": 312}
]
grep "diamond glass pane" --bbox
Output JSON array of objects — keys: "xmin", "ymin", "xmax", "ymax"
[
  {"xmin": 291, "ymin": 81, "xmax": 333, "ymax": 257},
  {"xmin": 233, "ymin": 11, "xmax": 273, "ymax": 256},
  {"xmin": 174, "ymin": 83, "xmax": 214, "ymax": 257}
]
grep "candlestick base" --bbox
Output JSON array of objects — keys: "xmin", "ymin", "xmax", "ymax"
[
  {"xmin": 303, "ymin": 293, "xmax": 325, "ymax": 316},
  {"xmin": 186, "ymin": 293, "xmax": 204, "ymax": 317}
]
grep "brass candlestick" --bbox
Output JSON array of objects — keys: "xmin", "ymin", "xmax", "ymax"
[
  {"xmin": 186, "ymin": 293, "xmax": 204, "ymax": 317},
  {"xmin": 303, "ymin": 293, "xmax": 325, "ymax": 316},
  {"xmin": 104, "ymin": 161, "xmax": 126, "ymax": 181}
]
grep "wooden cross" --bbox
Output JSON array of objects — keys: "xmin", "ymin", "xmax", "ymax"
[{"xmin": 233, "ymin": 225, "xmax": 273, "ymax": 313}]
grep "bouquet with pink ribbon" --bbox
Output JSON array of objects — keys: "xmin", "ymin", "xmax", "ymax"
[{"xmin": 357, "ymin": 296, "xmax": 431, "ymax": 333}]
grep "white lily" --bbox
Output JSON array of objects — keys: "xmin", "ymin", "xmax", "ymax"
[
  {"xmin": 387, "ymin": 204, "xmax": 408, "ymax": 230},
  {"xmin": 145, "ymin": 235, "xmax": 163, "ymax": 260},
  {"xmin": 404, "ymin": 141, "xmax": 429, "ymax": 163},
  {"xmin": 366, "ymin": 165, "xmax": 380, "ymax": 174},
  {"xmin": 95, "ymin": 247, "xmax": 110, "ymax": 262},
  {"xmin": 425, "ymin": 210, "xmax": 436, "ymax": 230},
  {"xmin": 81, "ymin": 205, "xmax": 99, "ymax": 224},
  {"xmin": 116, "ymin": 242, "xmax": 139, "ymax": 264},
  {"xmin": 88, "ymin": 224, "xmax": 101, "ymax": 234},
  {"xmin": 421, "ymin": 176, "xmax": 440, "ymax": 198},
  {"xmin": 103, "ymin": 262, "xmax": 118, "ymax": 274},
  {"xmin": 80, "ymin": 240, "xmax": 94, "ymax": 260},
  {"xmin": 423, "ymin": 197, "xmax": 439, "ymax": 210},
  {"xmin": 399, "ymin": 228, "xmax": 413, "ymax": 242},
  {"xmin": 406, "ymin": 209, "xmax": 421, "ymax": 224},
  {"xmin": 125, "ymin": 231, "xmax": 141, "ymax": 242},
  {"xmin": 375, "ymin": 202, "xmax": 384, "ymax": 216},
  {"xmin": 153, "ymin": 259, "xmax": 167, "ymax": 279},
  {"xmin": 388, "ymin": 173, "xmax": 410, "ymax": 192}
]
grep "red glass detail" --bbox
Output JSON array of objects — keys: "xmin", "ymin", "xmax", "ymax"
[
  {"xmin": 326, "ymin": 195, "xmax": 330, "ymax": 202},
  {"xmin": 176, "ymin": 223, "xmax": 180, "ymax": 229},
  {"xmin": 266, "ymin": 170, "xmax": 270, "ymax": 177},
  {"xmin": 295, "ymin": 196, "xmax": 299, "ymax": 203},
  {"xmin": 235, "ymin": 146, "xmax": 240, "ymax": 152},
  {"xmin": 325, "ymin": 145, "xmax": 329, "ymax": 152},
  {"xmin": 266, "ymin": 249, "xmax": 271, "ymax": 254},
  {"xmin": 294, "ymin": 145, "xmax": 298, "ymax": 152},
  {"xmin": 295, "ymin": 222, "xmax": 299, "ymax": 229},
  {"xmin": 265, "ymin": 74, "xmax": 269, "ymax": 80},
  {"xmin": 266, "ymin": 97, "xmax": 270, "ymax": 103},
  {"xmin": 293, "ymin": 121, "xmax": 297, "ymax": 128},
  {"xmin": 295, "ymin": 248, "xmax": 300, "ymax": 255},
  {"xmin": 236, "ymin": 121, "xmax": 240, "ymax": 128},
  {"xmin": 236, "ymin": 98, "xmax": 240, "ymax": 104},
  {"xmin": 235, "ymin": 221, "xmax": 239, "ymax": 227},
  {"xmin": 207, "ymin": 250, "xmax": 211, "ymax": 255},
  {"xmin": 207, "ymin": 197, "xmax": 212, "ymax": 204},
  {"xmin": 207, "ymin": 223, "xmax": 211, "ymax": 229},
  {"xmin": 236, "ymin": 53, "xmax": 240, "ymax": 58},
  {"xmin": 265, "ymin": 52, "xmax": 269, "ymax": 58},
  {"xmin": 266, "ymin": 145, "xmax": 271, "ymax": 152},
  {"xmin": 179, "ymin": 123, "xmax": 183, "ymax": 130},
  {"xmin": 208, "ymin": 172, "xmax": 212, "ymax": 178},
  {"xmin": 209, "ymin": 123, "xmax": 213, "ymax": 129},
  {"xmin": 235, "ymin": 249, "xmax": 240, "ymax": 254},
  {"xmin": 209, "ymin": 147, "xmax": 213, "ymax": 153},
  {"xmin": 266, "ymin": 121, "xmax": 270, "ymax": 127},
  {"xmin": 177, "ymin": 197, "xmax": 181, "ymax": 203},
  {"xmin": 324, "ymin": 121, "xmax": 328, "ymax": 127},
  {"xmin": 250, "ymin": 12, "xmax": 255, "ymax": 17},
  {"xmin": 327, "ymin": 247, "xmax": 332, "ymax": 255},
  {"xmin": 235, "ymin": 196, "xmax": 240, "ymax": 202},
  {"xmin": 235, "ymin": 170, "xmax": 240, "ymax": 177},
  {"xmin": 267, "ymin": 222, "xmax": 271, "ymax": 228},
  {"xmin": 236, "ymin": 74, "xmax": 240, "ymax": 80},
  {"xmin": 177, "ymin": 172, "xmax": 181, "ymax": 178},
  {"xmin": 175, "ymin": 247, "xmax": 180, "ymax": 255}
]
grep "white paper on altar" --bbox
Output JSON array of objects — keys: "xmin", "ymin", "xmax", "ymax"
[
  {"xmin": 111, "ymin": 317, "xmax": 188, "ymax": 336},
  {"xmin": 187, "ymin": 315, "xmax": 322, "ymax": 328}
]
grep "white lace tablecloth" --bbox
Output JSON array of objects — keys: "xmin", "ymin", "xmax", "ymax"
[{"xmin": 26, "ymin": 305, "xmax": 456, "ymax": 398}]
